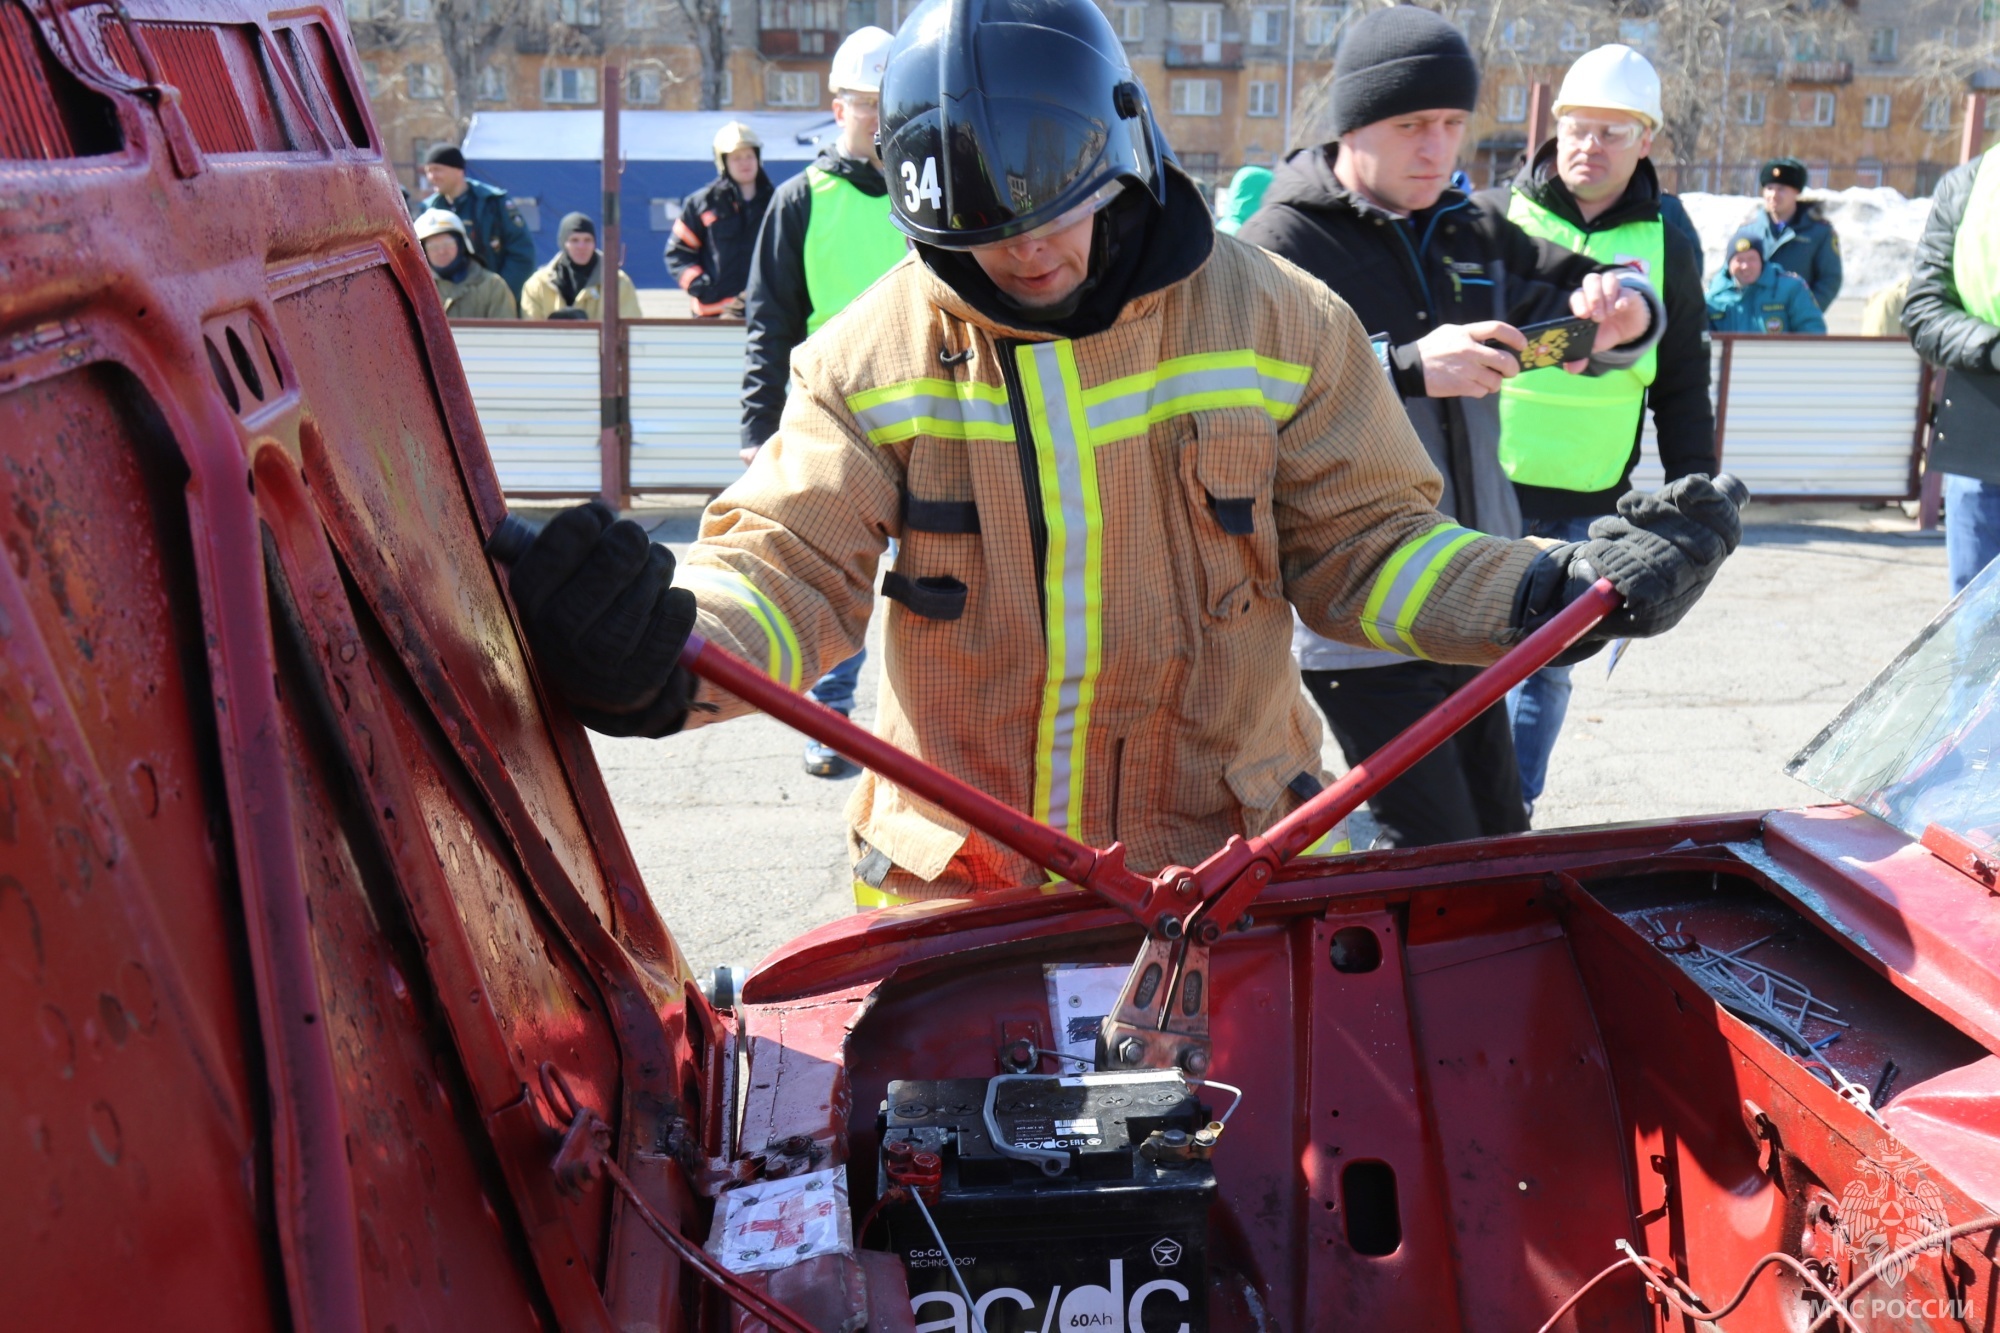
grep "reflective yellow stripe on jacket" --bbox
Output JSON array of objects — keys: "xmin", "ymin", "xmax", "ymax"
[
  {"xmin": 843, "ymin": 342, "xmax": 1312, "ymax": 845},
  {"xmin": 1359, "ymin": 523, "xmax": 1482, "ymax": 657},
  {"xmin": 676, "ymin": 565, "xmax": 804, "ymax": 691}
]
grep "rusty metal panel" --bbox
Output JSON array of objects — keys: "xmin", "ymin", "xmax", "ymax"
[
  {"xmin": 450, "ymin": 323, "xmax": 603, "ymax": 494},
  {"xmin": 628, "ymin": 322, "xmax": 747, "ymax": 492}
]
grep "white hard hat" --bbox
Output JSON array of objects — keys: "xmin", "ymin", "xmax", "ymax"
[
  {"xmin": 1553, "ymin": 44, "xmax": 1663, "ymax": 130},
  {"xmin": 413, "ymin": 207, "xmax": 469, "ymax": 243},
  {"xmin": 829, "ymin": 25, "xmax": 894, "ymax": 94}
]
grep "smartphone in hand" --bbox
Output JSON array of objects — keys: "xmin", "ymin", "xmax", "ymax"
[{"xmin": 1486, "ymin": 316, "xmax": 1598, "ymax": 370}]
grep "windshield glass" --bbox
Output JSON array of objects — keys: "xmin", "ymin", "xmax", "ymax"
[{"xmin": 1788, "ymin": 557, "xmax": 2000, "ymax": 857}]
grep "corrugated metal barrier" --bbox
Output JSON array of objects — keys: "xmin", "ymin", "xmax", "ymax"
[{"xmin": 454, "ymin": 322, "xmax": 1932, "ymax": 504}]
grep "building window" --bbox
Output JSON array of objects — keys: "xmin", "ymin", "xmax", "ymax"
[
  {"xmin": 1558, "ymin": 19, "xmax": 1588, "ymax": 51},
  {"xmin": 1987, "ymin": 99, "xmax": 2000, "ymax": 131},
  {"xmin": 1739, "ymin": 28, "xmax": 1772, "ymax": 59},
  {"xmin": 1169, "ymin": 3, "xmax": 1223, "ymax": 44},
  {"xmin": 402, "ymin": 0, "xmax": 432, "ymax": 19},
  {"xmin": 1617, "ymin": 18, "xmax": 1657, "ymax": 55},
  {"xmin": 1738, "ymin": 90, "xmax": 1765, "ymax": 125},
  {"xmin": 628, "ymin": 67, "xmax": 664, "ymax": 103},
  {"xmin": 1861, "ymin": 93, "xmax": 1890, "ymax": 128},
  {"xmin": 1114, "ymin": 2, "xmax": 1144, "ymax": 41},
  {"xmin": 1790, "ymin": 31, "xmax": 1826, "ymax": 62},
  {"xmin": 1179, "ymin": 150, "xmax": 1220, "ymax": 188},
  {"xmin": 361, "ymin": 64, "xmax": 383, "ymax": 99},
  {"xmin": 760, "ymin": 0, "xmax": 840, "ymax": 28},
  {"xmin": 556, "ymin": 0, "xmax": 601, "ymax": 21},
  {"xmin": 1498, "ymin": 18, "xmax": 1530, "ymax": 51},
  {"xmin": 1807, "ymin": 161, "xmax": 1830, "ymax": 188},
  {"xmin": 1249, "ymin": 6, "xmax": 1285, "ymax": 45},
  {"xmin": 1301, "ymin": 6, "xmax": 1345, "ymax": 47},
  {"xmin": 1247, "ymin": 79, "xmax": 1280, "ymax": 117},
  {"xmin": 1168, "ymin": 77, "xmax": 1222, "ymax": 115},
  {"xmin": 1868, "ymin": 26, "xmax": 1897, "ymax": 62},
  {"xmin": 764, "ymin": 68, "xmax": 819, "ymax": 106},
  {"xmin": 1922, "ymin": 97, "xmax": 1951, "ymax": 131},
  {"xmin": 628, "ymin": 0, "xmax": 660, "ymax": 23},
  {"xmin": 1495, "ymin": 84, "xmax": 1528, "ymax": 122},
  {"xmin": 1855, "ymin": 157, "xmax": 1883, "ymax": 187},
  {"xmin": 476, "ymin": 66, "xmax": 507, "ymax": 101},
  {"xmin": 1789, "ymin": 90, "xmax": 1834, "ymax": 126},
  {"xmin": 406, "ymin": 62, "xmax": 443, "ymax": 99},
  {"xmin": 542, "ymin": 65, "xmax": 599, "ymax": 103}
]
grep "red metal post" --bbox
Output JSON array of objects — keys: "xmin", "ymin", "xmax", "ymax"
[
  {"xmin": 1962, "ymin": 93, "xmax": 1988, "ymax": 168},
  {"xmin": 1525, "ymin": 83, "xmax": 1554, "ymax": 158},
  {"xmin": 1711, "ymin": 335, "xmax": 1734, "ymax": 468},
  {"xmin": 599, "ymin": 64, "xmax": 628, "ymax": 510}
]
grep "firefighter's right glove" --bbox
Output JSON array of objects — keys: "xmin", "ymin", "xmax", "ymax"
[
  {"xmin": 505, "ymin": 500, "xmax": 701, "ymax": 737},
  {"xmin": 1512, "ymin": 475, "xmax": 1741, "ymax": 662}
]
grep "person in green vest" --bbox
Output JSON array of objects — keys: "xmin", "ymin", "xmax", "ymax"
[
  {"xmin": 1903, "ymin": 148, "xmax": 2000, "ymax": 594},
  {"xmin": 740, "ymin": 23, "xmax": 906, "ymax": 775},
  {"xmin": 1475, "ymin": 43, "xmax": 1718, "ymax": 820}
]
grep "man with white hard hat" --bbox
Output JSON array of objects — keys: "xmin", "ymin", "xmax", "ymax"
[
  {"xmin": 740, "ymin": 24, "xmax": 907, "ymax": 774},
  {"xmin": 1477, "ymin": 43, "xmax": 1717, "ymax": 819}
]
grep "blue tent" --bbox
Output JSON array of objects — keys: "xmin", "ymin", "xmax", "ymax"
[{"xmin": 462, "ymin": 110, "xmax": 837, "ymax": 289}]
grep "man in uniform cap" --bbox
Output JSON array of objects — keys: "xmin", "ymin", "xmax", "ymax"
[
  {"xmin": 1737, "ymin": 156, "xmax": 1843, "ymax": 310},
  {"xmin": 419, "ymin": 144, "xmax": 538, "ymax": 301}
]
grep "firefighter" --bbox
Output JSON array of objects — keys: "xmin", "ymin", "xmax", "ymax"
[
  {"xmin": 414, "ymin": 209, "xmax": 518, "ymax": 319},
  {"xmin": 419, "ymin": 145, "xmax": 537, "ymax": 302},
  {"xmin": 1480, "ymin": 43, "xmax": 1718, "ymax": 820},
  {"xmin": 500, "ymin": 0, "xmax": 1741, "ymax": 908},
  {"xmin": 667, "ymin": 121, "xmax": 774, "ymax": 317},
  {"xmin": 739, "ymin": 24, "xmax": 905, "ymax": 776}
]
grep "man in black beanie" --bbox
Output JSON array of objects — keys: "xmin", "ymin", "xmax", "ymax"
[
  {"xmin": 1239, "ymin": 4, "xmax": 1672, "ymax": 848},
  {"xmin": 419, "ymin": 142, "xmax": 538, "ymax": 301}
]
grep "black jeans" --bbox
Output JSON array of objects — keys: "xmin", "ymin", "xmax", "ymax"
[{"xmin": 1301, "ymin": 662, "xmax": 1530, "ymax": 849}]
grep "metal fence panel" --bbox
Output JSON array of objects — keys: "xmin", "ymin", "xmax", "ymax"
[
  {"xmin": 452, "ymin": 324, "xmax": 602, "ymax": 493},
  {"xmin": 628, "ymin": 322, "xmax": 746, "ymax": 491},
  {"xmin": 1717, "ymin": 338, "xmax": 1921, "ymax": 498}
]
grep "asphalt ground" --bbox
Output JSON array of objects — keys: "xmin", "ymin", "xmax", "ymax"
[{"xmin": 567, "ymin": 498, "xmax": 1950, "ymax": 979}]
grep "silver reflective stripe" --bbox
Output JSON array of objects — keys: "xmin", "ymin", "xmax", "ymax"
[
  {"xmin": 1024, "ymin": 341, "xmax": 1101, "ymax": 837},
  {"xmin": 1257, "ymin": 366, "xmax": 1308, "ymax": 412},
  {"xmin": 1363, "ymin": 525, "xmax": 1479, "ymax": 657},
  {"xmin": 848, "ymin": 382, "xmax": 1014, "ymax": 443}
]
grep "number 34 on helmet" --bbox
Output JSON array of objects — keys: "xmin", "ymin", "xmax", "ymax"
[{"xmin": 875, "ymin": 0, "xmax": 1170, "ymax": 250}]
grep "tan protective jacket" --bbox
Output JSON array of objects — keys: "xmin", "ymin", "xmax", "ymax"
[
  {"xmin": 678, "ymin": 233, "xmax": 1542, "ymax": 902},
  {"xmin": 519, "ymin": 261, "xmax": 643, "ymax": 321},
  {"xmin": 434, "ymin": 263, "xmax": 518, "ymax": 319}
]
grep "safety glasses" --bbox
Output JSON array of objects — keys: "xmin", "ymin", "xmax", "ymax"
[{"xmin": 1556, "ymin": 115, "xmax": 1647, "ymax": 150}]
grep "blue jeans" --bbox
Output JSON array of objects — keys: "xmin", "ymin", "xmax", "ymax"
[
  {"xmin": 808, "ymin": 650, "xmax": 864, "ymax": 715},
  {"xmin": 1945, "ymin": 474, "xmax": 2000, "ymax": 597},
  {"xmin": 1507, "ymin": 514, "xmax": 1599, "ymax": 807}
]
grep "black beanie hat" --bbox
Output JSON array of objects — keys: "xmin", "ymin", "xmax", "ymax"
[
  {"xmin": 1330, "ymin": 6, "xmax": 1480, "ymax": 138},
  {"xmin": 1761, "ymin": 157, "xmax": 1808, "ymax": 190},
  {"xmin": 423, "ymin": 143, "xmax": 467, "ymax": 169},
  {"xmin": 557, "ymin": 212, "xmax": 596, "ymax": 242}
]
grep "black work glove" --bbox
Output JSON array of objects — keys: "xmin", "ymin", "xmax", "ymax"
[
  {"xmin": 505, "ymin": 501, "xmax": 701, "ymax": 737},
  {"xmin": 546, "ymin": 307, "xmax": 590, "ymax": 321},
  {"xmin": 1512, "ymin": 475, "xmax": 1742, "ymax": 662}
]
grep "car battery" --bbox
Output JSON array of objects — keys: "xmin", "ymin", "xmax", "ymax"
[{"xmin": 878, "ymin": 1069, "xmax": 1216, "ymax": 1333}]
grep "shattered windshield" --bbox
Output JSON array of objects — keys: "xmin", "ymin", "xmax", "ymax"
[{"xmin": 1789, "ymin": 556, "xmax": 2000, "ymax": 857}]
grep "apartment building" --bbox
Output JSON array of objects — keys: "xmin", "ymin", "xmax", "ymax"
[{"xmin": 353, "ymin": 0, "xmax": 1999, "ymax": 197}]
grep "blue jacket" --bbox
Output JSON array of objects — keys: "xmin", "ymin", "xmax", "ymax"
[
  {"xmin": 1737, "ymin": 203, "xmax": 1843, "ymax": 309},
  {"xmin": 1705, "ymin": 265, "xmax": 1826, "ymax": 334},
  {"xmin": 421, "ymin": 178, "xmax": 537, "ymax": 299}
]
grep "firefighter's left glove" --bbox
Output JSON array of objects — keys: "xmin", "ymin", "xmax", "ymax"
[
  {"xmin": 506, "ymin": 500, "xmax": 701, "ymax": 737},
  {"xmin": 1512, "ymin": 475, "xmax": 1741, "ymax": 663}
]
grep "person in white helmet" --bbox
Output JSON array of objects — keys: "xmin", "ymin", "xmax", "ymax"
[
  {"xmin": 740, "ymin": 24, "xmax": 906, "ymax": 775},
  {"xmin": 1476, "ymin": 43, "xmax": 1716, "ymax": 819},
  {"xmin": 667, "ymin": 121, "xmax": 773, "ymax": 317},
  {"xmin": 414, "ymin": 208, "xmax": 518, "ymax": 319}
]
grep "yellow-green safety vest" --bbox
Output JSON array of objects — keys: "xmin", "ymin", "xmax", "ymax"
[
  {"xmin": 1498, "ymin": 193, "xmax": 1664, "ymax": 492},
  {"xmin": 802, "ymin": 166, "xmax": 907, "ymax": 335},
  {"xmin": 1954, "ymin": 150, "xmax": 2000, "ymax": 326}
]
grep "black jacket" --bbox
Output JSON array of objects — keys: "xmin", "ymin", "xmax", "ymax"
[
  {"xmin": 1903, "ymin": 152, "xmax": 2000, "ymax": 483},
  {"xmin": 666, "ymin": 169, "xmax": 773, "ymax": 314},
  {"xmin": 1240, "ymin": 145, "xmax": 1609, "ymax": 546},
  {"xmin": 741, "ymin": 148, "xmax": 890, "ymax": 450},
  {"xmin": 1477, "ymin": 144, "xmax": 1717, "ymax": 519}
]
